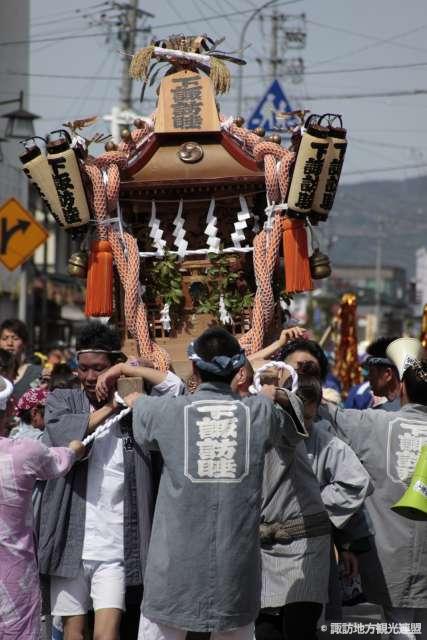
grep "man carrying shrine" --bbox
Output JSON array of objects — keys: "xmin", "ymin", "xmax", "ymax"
[
  {"xmin": 365, "ymin": 337, "xmax": 401, "ymax": 411},
  {"xmin": 126, "ymin": 327, "xmax": 306, "ymax": 640},
  {"xmin": 325, "ymin": 352, "xmax": 427, "ymax": 639},
  {"xmin": 37, "ymin": 322, "xmax": 168, "ymax": 640}
]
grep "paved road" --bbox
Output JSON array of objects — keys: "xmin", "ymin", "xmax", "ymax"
[
  {"xmin": 320, "ymin": 603, "xmax": 388, "ymax": 639},
  {"xmin": 41, "ymin": 603, "xmax": 412, "ymax": 639}
]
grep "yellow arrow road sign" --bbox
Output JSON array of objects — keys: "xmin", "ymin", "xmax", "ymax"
[{"xmin": 0, "ymin": 198, "xmax": 49, "ymax": 271}]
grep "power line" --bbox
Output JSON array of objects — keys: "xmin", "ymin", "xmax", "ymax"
[
  {"xmin": 306, "ymin": 19, "xmax": 427, "ymax": 57},
  {"xmin": 6, "ymin": 60, "xmax": 427, "ymax": 83},
  {"xmin": 5, "ymin": 70, "xmax": 427, "ymax": 103},
  {"xmin": 293, "ymin": 88, "xmax": 427, "ymax": 100},
  {"xmin": 0, "ymin": 0, "xmax": 301, "ymax": 46},
  {"xmin": 345, "ymin": 163, "xmax": 427, "ymax": 176},
  {"xmin": 31, "ymin": 10, "xmax": 104, "ymax": 33},
  {"xmin": 351, "ymin": 137, "xmax": 426, "ymax": 151},
  {"xmin": 311, "ymin": 23, "xmax": 427, "ymax": 68},
  {"xmin": 242, "ymin": 61, "xmax": 427, "ymax": 77},
  {"xmin": 303, "ymin": 61, "xmax": 427, "ymax": 76},
  {"xmin": 32, "ymin": 2, "xmax": 109, "ymax": 24},
  {"xmin": 0, "ymin": 31, "xmax": 109, "ymax": 46}
]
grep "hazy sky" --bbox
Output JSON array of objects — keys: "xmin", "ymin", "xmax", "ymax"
[{"xmin": 20, "ymin": 0, "xmax": 427, "ymax": 185}]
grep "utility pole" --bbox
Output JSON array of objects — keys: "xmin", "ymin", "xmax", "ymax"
[
  {"xmin": 266, "ymin": 12, "xmax": 306, "ymax": 84},
  {"xmin": 236, "ymin": 0, "xmax": 280, "ymax": 117},
  {"xmin": 237, "ymin": 8, "xmax": 306, "ymax": 121},
  {"xmin": 86, "ymin": 2, "xmax": 153, "ymax": 136},
  {"xmin": 374, "ymin": 217, "xmax": 383, "ymax": 336},
  {"xmin": 270, "ymin": 10, "xmax": 279, "ymax": 81},
  {"xmin": 119, "ymin": 0, "xmax": 139, "ymax": 109}
]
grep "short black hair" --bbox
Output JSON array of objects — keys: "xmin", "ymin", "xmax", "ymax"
[
  {"xmin": 49, "ymin": 363, "xmax": 80, "ymax": 391},
  {"xmin": 193, "ymin": 327, "xmax": 241, "ymax": 384},
  {"xmin": 281, "ymin": 338, "xmax": 329, "ymax": 382},
  {"xmin": 18, "ymin": 408, "xmax": 32, "ymax": 425},
  {"xmin": 76, "ymin": 322, "xmax": 123, "ymax": 365},
  {"xmin": 0, "ymin": 348, "xmax": 16, "ymax": 379},
  {"xmin": 366, "ymin": 336, "xmax": 398, "ymax": 358},
  {"xmin": 366, "ymin": 336, "xmax": 399, "ymax": 377},
  {"xmin": 0, "ymin": 319, "xmax": 28, "ymax": 344},
  {"xmin": 296, "ymin": 373, "xmax": 322, "ymax": 408},
  {"xmin": 402, "ymin": 360, "xmax": 427, "ymax": 405}
]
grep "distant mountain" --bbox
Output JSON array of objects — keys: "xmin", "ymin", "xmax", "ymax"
[{"xmin": 324, "ymin": 176, "xmax": 427, "ymax": 278}]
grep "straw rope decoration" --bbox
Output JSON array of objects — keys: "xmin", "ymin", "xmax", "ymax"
[
  {"xmin": 82, "ymin": 119, "xmax": 170, "ymax": 371},
  {"xmin": 209, "ymin": 57, "xmax": 231, "ymax": 94},
  {"xmin": 128, "ymin": 44, "xmax": 155, "ymax": 81}
]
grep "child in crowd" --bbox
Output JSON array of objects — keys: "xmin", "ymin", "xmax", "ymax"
[
  {"xmin": 9, "ymin": 388, "xmax": 48, "ymax": 441},
  {"xmin": 0, "ymin": 373, "xmax": 85, "ymax": 640}
]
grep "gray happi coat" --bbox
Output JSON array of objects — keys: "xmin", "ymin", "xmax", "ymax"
[
  {"xmin": 327, "ymin": 403, "xmax": 427, "ymax": 608},
  {"xmin": 132, "ymin": 382, "xmax": 304, "ymax": 632},
  {"xmin": 260, "ymin": 440, "xmax": 331, "ymax": 607},
  {"xmin": 38, "ymin": 389, "xmax": 153, "ymax": 586},
  {"xmin": 305, "ymin": 420, "xmax": 373, "ymax": 529}
]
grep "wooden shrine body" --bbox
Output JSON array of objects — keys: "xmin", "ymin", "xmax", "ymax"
[{"xmin": 117, "ymin": 71, "xmax": 271, "ymax": 377}]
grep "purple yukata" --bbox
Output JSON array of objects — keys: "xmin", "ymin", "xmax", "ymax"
[{"xmin": 0, "ymin": 437, "xmax": 75, "ymax": 640}]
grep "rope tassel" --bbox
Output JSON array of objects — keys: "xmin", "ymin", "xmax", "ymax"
[
  {"xmin": 282, "ymin": 218, "xmax": 313, "ymax": 294},
  {"xmin": 85, "ymin": 240, "xmax": 114, "ymax": 317}
]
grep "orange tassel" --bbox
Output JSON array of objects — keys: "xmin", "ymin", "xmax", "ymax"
[
  {"xmin": 282, "ymin": 218, "xmax": 313, "ymax": 294},
  {"xmin": 84, "ymin": 240, "xmax": 114, "ymax": 317}
]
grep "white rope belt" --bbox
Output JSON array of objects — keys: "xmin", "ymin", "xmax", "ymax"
[{"xmin": 82, "ymin": 392, "xmax": 132, "ymax": 447}]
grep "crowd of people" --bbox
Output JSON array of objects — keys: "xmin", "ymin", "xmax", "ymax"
[{"xmin": 0, "ymin": 318, "xmax": 426, "ymax": 640}]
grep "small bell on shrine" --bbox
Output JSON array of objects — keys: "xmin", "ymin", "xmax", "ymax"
[
  {"xmin": 68, "ymin": 251, "xmax": 88, "ymax": 279},
  {"xmin": 309, "ymin": 248, "xmax": 332, "ymax": 279}
]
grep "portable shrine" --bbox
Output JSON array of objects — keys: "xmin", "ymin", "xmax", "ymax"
[{"xmin": 20, "ymin": 35, "xmax": 347, "ymax": 377}]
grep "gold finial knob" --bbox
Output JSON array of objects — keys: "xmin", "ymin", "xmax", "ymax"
[{"xmin": 105, "ymin": 140, "xmax": 118, "ymax": 151}]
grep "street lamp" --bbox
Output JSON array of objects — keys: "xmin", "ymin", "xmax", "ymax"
[
  {"xmin": 236, "ymin": 0, "xmax": 280, "ymax": 116},
  {"xmin": 0, "ymin": 91, "xmax": 39, "ymax": 326},
  {"xmin": 1, "ymin": 90, "xmax": 39, "ymax": 142}
]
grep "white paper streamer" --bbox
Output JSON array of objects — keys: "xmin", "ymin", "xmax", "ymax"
[
  {"xmin": 0, "ymin": 376, "xmax": 13, "ymax": 411},
  {"xmin": 149, "ymin": 200, "xmax": 167, "ymax": 256},
  {"xmin": 172, "ymin": 199, "xmax": 188, "ymax": 259},
  {"xmin": 204, "ymin": 198, "xmax": 220, "ymax": 253},
  {"xmin": 139, "ymin": 247, "xmax": 253, "ymax": 257},
  {"xmin": 220, "ymin": 116, "xmax": 234, "ymax": 132},
  {"xmin": 264, "ymin": 197, "xmax": 276, "ymax": 231},
  {"xmin": 306, "ymin": 219, "xmax": 319, "ymax": 258},
  {"xmin": 231, "ymin": 195, "xmax": 251, "ymax": 248},
  {"xmin": 253, "ymin": 212, "xmax": 260, "ymax": 233},
  {"xmin": 71, "ymin": 134, "xmax": 87, "ymax": 153},
  {"xmin": 160, "ymin": 302, "xmax": 171, "ymax": 332},
  {"xmin": 219, "ymin": 294, "xmax": 233, "ymax": 325}
]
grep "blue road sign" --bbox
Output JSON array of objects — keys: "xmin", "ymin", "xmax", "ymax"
[{"xmin": 246, "ymin": 79, "xmax": 294, "ymax": 132}]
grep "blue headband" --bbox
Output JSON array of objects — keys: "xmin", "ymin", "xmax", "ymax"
[{"xmin": 187, "ymin": 341, "xmax": 246, "ymax": 377}]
